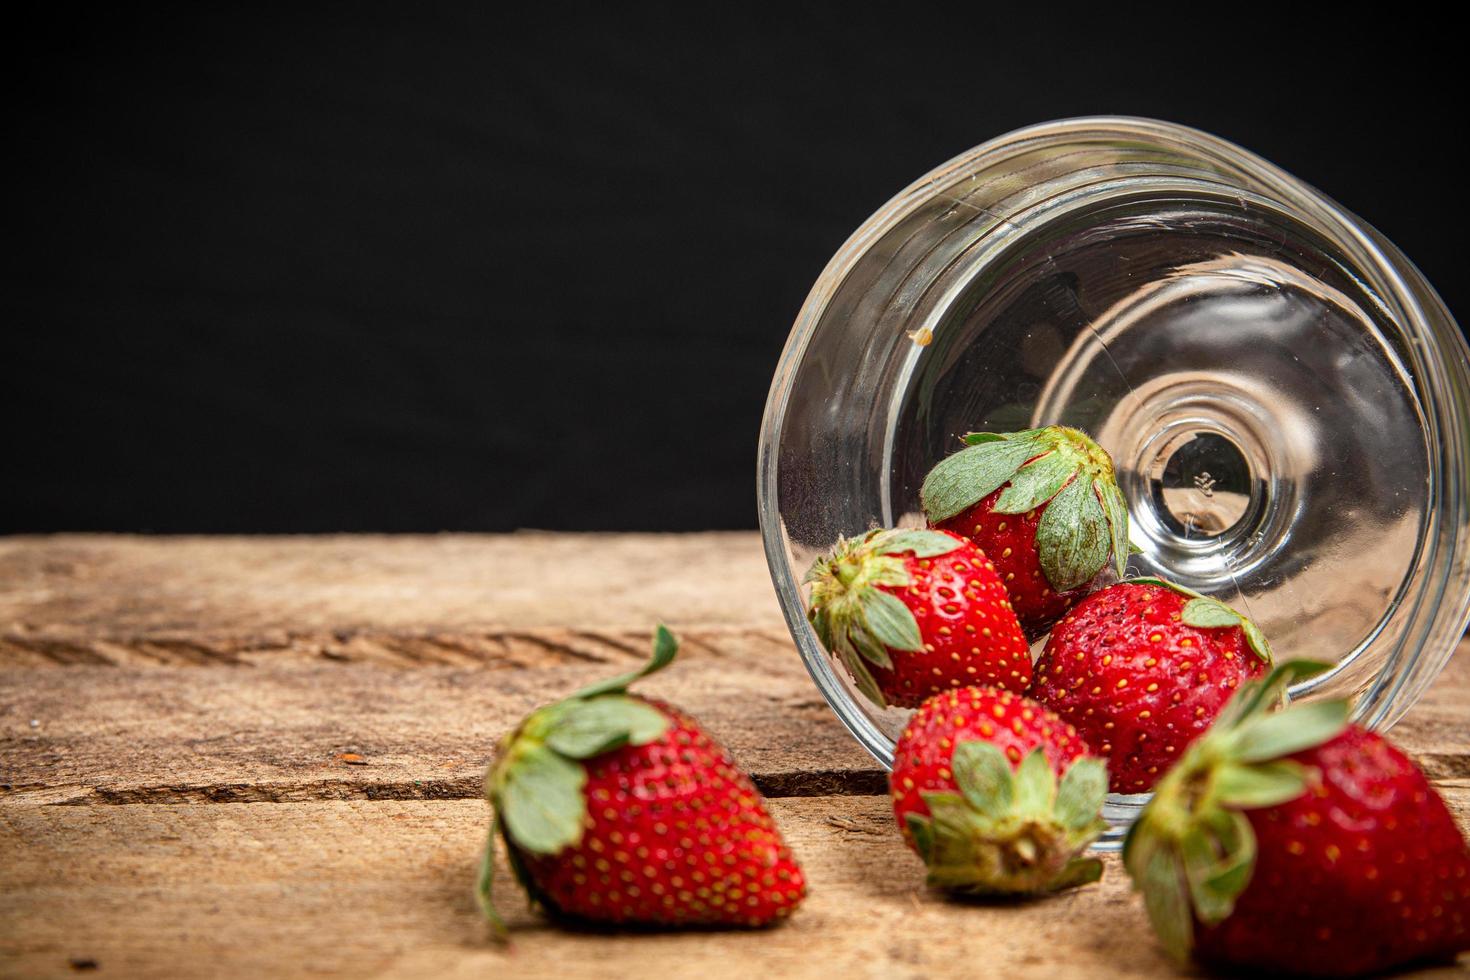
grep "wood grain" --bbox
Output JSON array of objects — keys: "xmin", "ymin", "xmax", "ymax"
[
  {"xmin": 0, "ymin": 653, "xmax": 882, "ymax": 806},
  {"xmin": 0, "ymin": 533, "xmax": 786, "ymax": 659}
]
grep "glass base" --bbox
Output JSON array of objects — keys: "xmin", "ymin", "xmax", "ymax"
[{"xmin": 889, "ymin": 190, "xmax": 1426, "ymax": 703}]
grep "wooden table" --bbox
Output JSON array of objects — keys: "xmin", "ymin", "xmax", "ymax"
[{"xmin": 2, "ymin": 534, "xmax": 1466, "ymax": 978}]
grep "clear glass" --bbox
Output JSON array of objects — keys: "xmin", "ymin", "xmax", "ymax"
[{"xmin": 757, "ymin": 117, "xmax": 1470, "ymax": 845}]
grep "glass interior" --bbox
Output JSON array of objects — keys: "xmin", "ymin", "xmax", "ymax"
[{"xmin": 758, "ymin": 118, "xmax": 1470, "ymax": 845}]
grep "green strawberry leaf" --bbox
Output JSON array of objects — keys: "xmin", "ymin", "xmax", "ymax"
[
  {"xmin": 846, "ymin": 652, "xmax": 887, "ymax": 708},
  {"xmin": 1180, "ymin": 827, "xmax": 1236, "ymax": 925},
  {"xmin": 1215, "ymin": 659, "xmax": 1332, "ymax": 728},
  {"xmin": 993, "ymin": 450, "xmax": 1076, "ymax": 514},
  {"xmin": 922, "ymin": 791, "xmax": 980, "ymax": 840},
  {"xmin": 848, "ymin": 624, "xmax": 895, "ymax": 670},
  {"xmin": 1240, "ymin": 618, "xmax": 1273, "ymax": 665},
  {"xmin": 542, "ymin": 695, "xmax": 670, "ymax": 759},
  {"xmin": 1124, "ymin": 575, "xmax": 1195, "ymax": 593},
  {"xmin": 476, "ymin": 819, "xmax": 507, "ymax": 937},
  {"xmin": 1180, "ymin": 597, "xmax": 1242, "ymax": 629},
  {"xmin": 809, "ymin": 605, "xmax": 834, "ymax": 651},
  {"xmin": 1211, "ymin": 760, "xmax": 1308, "ymax": 808},
  {"xmin": 952, "ymin": 740, "xmax": 1015, "ymax": 820},
  {"xmin": 1140, "ymin": 839, "xmax": 1193, "ymax": 964},
  {"xmin": 1231, "ymin": 699, "xmax": 1350, "ymax": 763},
  {"xmin": 1200, "ymin": 811, "xmax": 1255, "ymax": 913},
  {"xmin": 872, "ymin": 529, "xmax": 964, "ymax": 558},
  {"xmin": 572, "ymin": 624, "xmax": 678, "ymax": 700},
  {"xmin": 1179, "ymin": 810, "xmax": 1256, "ymax": 928},
  {"xmin": 1121, "ymin": 811, "xmax": 1144, "ymax": 870},
  {"xmin": 919, "ymin": 790, "xmax": 1025, "ymax": 893},
  {"xmin": 1035, "ymin": 475, "xmax": 1110, "ymax": 592},
  {"xmin": 1050, "ymin": 856, "xmax": 1104, "ymax": 891},
  {"xmin": 1054, "ymin": 757, "xmax": 1108, "ymax": 831},
  {"xmin": 1097, "ymin": 477, "xmax": 1132, "ymax": 578},
  {"xmin": 906, "ymin": 813, "xmax": 935, "ymax": 861},
  {"xmin": 920, "ymin": 437, "xmax": 1045, "ymax": 523},
  {"xmin": 1125, "ymin": 658, "xmax": 1352, "ymax": 963},
  {"xmin": 928, "ymin": 425, "xmax": 1121, "ymax": 585},
  {"xmin": 805, "ymin": 534, "xmax": 935, "ymax": 708},
  {"xmin": 496, "ymin": 744, "xmax": 588, "ymax": 855},
  {"xmin": 858, "ymin": 588, "xmax": 924, "ymax": 653},
  {"xmin": 1131, "ymin": 581, "xmax": 1274, "ymax": 666},
  {"xmin": 962, "ymin": 428, "xmax": 1049, "ymax": 446},
  {"xmin": 912, "ymin": 742, "xmax": 1108, "ymax": 895},
  {"xmin": 864, "ymin": 558, "xmax": 913, "ymax": 590},
  {"xmin": 518, "ymin": 699, "xmax": 576, "ymax": 743},
  {"xmin": 498, "ymin": 816, "xmax": 547, "ymax": 912},
  {"xmin": 1012, "ymin": 748, "xmax": 1056, "ymax": 817}
]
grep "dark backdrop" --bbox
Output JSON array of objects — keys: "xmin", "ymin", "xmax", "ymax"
[{"xmin": 7, "ymin": 9, "xmax": 1461, "ymax": 533}]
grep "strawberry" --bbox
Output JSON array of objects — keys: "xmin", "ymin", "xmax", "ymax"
[
  {"xmin": 1029, "ymin": 578, "xmax": 1271, "ymax": 793},
  {"xmin": 920, "ymin": 425, "xmax": 1130, "ymax": 637},
  {"xmin": 479, "ymin": 626, "xmax": 806, "ymax": 931},
  {"xmin": 1125, "ymin": 661, "xmax": 1470, "ymax": 976},
  {"xmin": 805, "ymin": 528, "xmax": 1030, "ymax": 708},
  {"xmin": 891, "ymin": 685, "xmax": 1109, "ymax": 894}
]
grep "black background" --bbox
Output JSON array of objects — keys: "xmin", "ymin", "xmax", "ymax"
[{"xmin": 7, "ymin": 9, "xmax": 1461, "ymax": 533}]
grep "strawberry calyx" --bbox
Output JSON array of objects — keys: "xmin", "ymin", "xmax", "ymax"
[
  {"xmin": 920, "ymin": 425, "xmax": 1130, "ymax": 593},
  {"xmin": 906, "ymin": 744, "xmax": 1109, "ymax": 895},
  {"xmin": 1122, "ymin": 660, "xmax": 1350, "ymax": 964},
  {"xmin": 1124, "ymin": 577, "xmax": 1273, "ymax": 666},
  {"xmin": 478, "ymin": 625, "xmax": 680, "ymax": 934},
  {"xmin": 804, "ymin": 528, "xmax": 964, "ymax": 707}
]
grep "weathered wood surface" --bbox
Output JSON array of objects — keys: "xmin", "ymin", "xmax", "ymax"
[
  {"xmin": 0, "ymin": 655, "xmax": 881, "ymax": 806},
  {"xmin": 5, "ymin": 793, "xmax": 1463, "ymax": 980},
  {"xmin": 0, "ymin": 533, "xmax": 786, "ymax": 650},
  {"xmin": 1, "ymin": 534, "xmax": 1466, "ymax": 979}
]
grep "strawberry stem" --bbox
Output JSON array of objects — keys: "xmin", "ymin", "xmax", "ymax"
[{"xmin": 477, "ymin": 818, "xmax": 508, "ymax": 940}]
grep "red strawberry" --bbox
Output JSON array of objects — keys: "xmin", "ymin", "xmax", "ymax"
[
  {"xmin": 805, "ymin": 528, "xmax": 1030, "ymax": 708},
  {"xmin": 1126, "ymin": 661, "xmax": 1470, "ymax": 976},
  {"xmin": 891, "ymin": 685, "xmax": 1109, "ymax": 894},
  {"xmin": 480, "ymin": 626, "xmax": 805, "ymax": 930},
  {"xmin": 921, "ymin": 425, "xmax": 1130, "ymax": 637},
  {"xmin": 1029, "ymin": 578, "xmax": 1271, "ymax": 793}
]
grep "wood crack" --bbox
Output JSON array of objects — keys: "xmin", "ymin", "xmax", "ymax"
[
  {"xmin": 0, "ymin": 626, "xmax": 786, "ymax": 669},
  {"xmin": 20, "ymin": 762, "xmax": 1457, "ymax": 806},
  {"xmin": 1421, "ymin": 752, "xmax": 1470, "ymax": 780},
  {"xmin": 12, "ymin": 767, "xmax": 888, "ymax": 806}
]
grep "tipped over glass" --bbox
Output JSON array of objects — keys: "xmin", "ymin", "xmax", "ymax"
[{"xmin": 757, "ymin": 117, "xmax": 1470, "ymax": 846}]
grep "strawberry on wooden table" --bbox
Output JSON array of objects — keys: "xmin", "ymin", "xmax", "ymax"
[
  {"xmin": 1029, "ymin": 578, "xmax": 1271, "ymax": 793},
  {"xmin": 805, "ymin": 528, "xmax": 1030, "ymax": 708},
  {"xmin": 890, "ymin": 685, "xmax": 1109, "ymax": 894},
  {"xmin": 1125, "ymin": 660, "xmax": 1470, "ymax": 977},
  {"xmin": 479, "ymin": 626, "xmax": 806, "ymax": 931},
  {"xmin": 921, "ymin": 425, "xmax": 1131, "ymax": 637}
]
